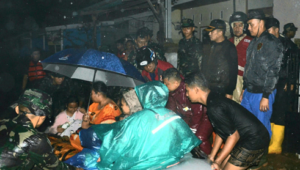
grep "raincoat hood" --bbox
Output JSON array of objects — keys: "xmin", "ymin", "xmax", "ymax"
[{"xmin": 135, "ymin": 81, "xmax": 169, "ymax": 109}]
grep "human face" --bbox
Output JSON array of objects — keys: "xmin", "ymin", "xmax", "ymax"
[
  {"xmin": 163, "ymin": 78, "xmax": 180, "ymax": 92},
  {"xmin": 233, "ymin": 22, "xmax": 244, "ymax": 37},
  {"xmin": 143, "ymin": 62, "xmax": 155, "ymax": 73},
  {"xmin": 120, "ymin": 98, "xmax": 130, "ymax": 115},
  {"xmin": 51, "ymin": 76, "xmax": 65, "ymax": 85},
  {"xmin": 126, "ymin": 42, "xmax": 134, "ymax": 51},
  {"xmin": 26, "ymin": 114, "xmax": 46, "ymax": 128},
  {"xmin": 185, "ymin": 84, "xmax": 198, "ymax": 103},
  {"xmin": 247, "ymin": 19, "xmax": 262, "ymax": 37},
  {"xmin": 135, "ymin": 37, "xmax": 148, "ymax": 48},
  {"xmin": 182, "ymin": 27, "xmax": 195, "ymax": 39},
  {"xmin": 116, "ymin": 43, "xmax": 124, "ymax": 51},
  {"xmin": 268, "ymin": 27, "xmax": 279, "ymax": 38},
  {"xmin": 287, "ymin": 31, "xmax": 296, "ymax": 38},
  {"xmin": 66, "ymin": 102, "xmax": 78, "ymax": 115},
  {"xmin": 91, "ymin": 90, "xmax": 100, "ymax": 103},
  {"xmin": 31, "ymin": 51, "xmax": 40, "ymax": 62},
  {"xmin": 209, "ymin": 29, "xmax": 221, "ymax": 42}
]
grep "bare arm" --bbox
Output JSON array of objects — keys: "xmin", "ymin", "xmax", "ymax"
[
  {"xmin": 209, "ymin": 133, "xmax": 223, "ymax": 161},
  {"xmin": 22, "ymin": 75, "xmax": 28, "ymax": 90},
  {"xmin": 214, "ymin": 130, "xmax": 240, "ymax": 165}
]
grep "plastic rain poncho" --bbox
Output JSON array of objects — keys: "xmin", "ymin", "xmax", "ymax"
[{"xmin": 77, "ymin": 81, "xmax": 201, "ymax": 170}]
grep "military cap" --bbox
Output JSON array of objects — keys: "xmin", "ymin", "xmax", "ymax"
[
  {"xmin": 284, "ymin": 23, "xmax": 298, "ymax": 32},
  {"xmin": 247, "ymin": 9, "xmax": 265, "ymax": 21},
  {"xmin": 265, "ymin": 18, "xmax": 280, "ymax": 29},
  {"xmin": 14, "ymin": 89, "xmax": 52, "ymax": 118},
  {"xmin": 205, "ymin": 19, "xmax": 226, "ymax": 32},
  {"xmin": 181, "ymin": 18, "xmax": 197, "ymax": 28}
]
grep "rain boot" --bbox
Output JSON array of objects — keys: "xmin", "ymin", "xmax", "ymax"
[
  {"xmin": 268, "ymin": 124, "xmax": 285, "ymax": 154},
  {"xmin": 269, "ymin": 123, "xmax": 275, "ymax": 147}
]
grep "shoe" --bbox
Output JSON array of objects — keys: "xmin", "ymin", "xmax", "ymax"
[{"xmin": 268, "ymin": 124, "xmax": 285, "ymax": 154}]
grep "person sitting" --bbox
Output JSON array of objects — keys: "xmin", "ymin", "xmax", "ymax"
[
  {"xmin": 77, "ymin": 81, "xmax": 201, "ymax": 169},
  {"xmin": 117, "ymin": 89, "xmax": 142, "ymax": 121},
  {"xmin": 136, "ymin": 47, "xmax": 173, "ymax": 82},
  {"xmin": 185, "ymin": 72, "xmax": 270, "ymax": 170},
  {"xmin": 82, "ymin": 81, "xmax": 121, "ymax": 128},
  {"xmin": 48, "ymin": 96, "xmax": 84, "ymax": 137},
  {"xmin": 163, "ymin": 68, "xmax": 213, "ymax": 155},
  {"xmin": 0, "ymin": 89, "xmax": 80, "ymax": 170}
]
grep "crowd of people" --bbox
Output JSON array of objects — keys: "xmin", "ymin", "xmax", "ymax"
[{"xmin": 0, "ymin": 9, "xmax": 299, "ymax": 170}]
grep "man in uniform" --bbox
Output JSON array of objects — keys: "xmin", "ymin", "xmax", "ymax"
[
  {"xmin": 177, "ymin": 18, "xmax": 203, "ymax": 76},
  {"xmin": 266, "ymin": 18, "xmax": 298, "ymax": 154},
  {"xmin": 229, "ymin": 12, "xmax": 252, "ymax": 103},
  {"xmin": 135, "ymin": 27, "xmax": 166, "ymax": 62},
  {"xmin": 202, "ymin": 19, "xmax": 238, "ymax": 99},
  {"xmin": 0, "ymin": 89, "xmax": 79, "ymax": 170},
  {"xmin": 283, "ymin": 23, "xmax": 298, "ymax": 50},
  {"xmin": 241, "ymin": 10, "xmax": 283, "ymax": 138}
]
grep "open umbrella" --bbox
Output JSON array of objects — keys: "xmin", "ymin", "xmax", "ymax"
[{"xmin": 42, "ymin": 48, "xmax": 145, "ymax": 87}]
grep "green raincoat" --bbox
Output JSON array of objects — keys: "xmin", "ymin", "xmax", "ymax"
[{"xmin": 92, "ymin": 81, "xmax": 201, "ymax": 169}]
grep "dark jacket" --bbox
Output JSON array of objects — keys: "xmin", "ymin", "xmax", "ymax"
[
  {"xmin": 201, "ymin": 39, "xmax": 238, "ymax": 95},
  {"xmin": 166, "ymin": 81, "xmax": 213, "ymax": 154},
  {"xmin": 0, "ymin": 114, "xmax": 75, "ymax": 170},
  {"xmin": 177, "ymin": 36, "xmax": 203, "ymax": 76},
  {"xmin": 243, "ymin": 31, "xmax": 284, "ymax": 98}
]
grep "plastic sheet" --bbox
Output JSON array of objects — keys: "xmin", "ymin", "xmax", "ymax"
[
  {"xmin": 90, "ymin": 81, "xmax": 201, "ymax": 169},
  {"xmin": 168, "ymin": 153, "xmax": 211, "ymax": 170}
]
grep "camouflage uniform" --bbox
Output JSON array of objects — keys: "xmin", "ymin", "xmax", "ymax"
[
  {"xmin": 177, "ymin": 36, "xmax": 203, "ymax": 76},
  {"xmin": 148, "ymin": 41, "xmax": 166, "ymax": 62},
  {"xmin": 0, "ymin": 89, "xmax": 76, "ymax": 170},
  {"xmin": 127, "ymin": 50, "xmax": 138, "ymax": 69}
]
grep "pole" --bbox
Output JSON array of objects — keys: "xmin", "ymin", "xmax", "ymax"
[{"xmin": 86, "ymin": 69, "xmax": 97, "ymax": 111}]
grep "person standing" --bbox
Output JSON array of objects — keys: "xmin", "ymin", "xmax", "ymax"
[
  {"xmin": 229, "ymin": 12, "xmax": 253, "ymax": 103},
  {"xmin": 177, "ymin": 18, "xmax": 203, "ymax": 77},
  {"xmin": 266, "ymin": 18, "xmax": 296, "ymax": 154},
  {"xmin": 283, "ymin": 23, "xmax": 298, "ymax": 50},
  {"xmin": 240, "ymin": 10, "xmax": 283, "ymax": 138},
  {"xmin": 202, "ymin": 19, "xmax": 238, "ymax": 99},
  {"xmin": 22, "ymin": 48, "xmax": 46, "ymax": 90}
]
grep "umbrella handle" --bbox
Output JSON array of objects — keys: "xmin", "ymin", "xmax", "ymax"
[{"xmin": 86, "ymin": 69, "xmax": 97, "ymax": 111}]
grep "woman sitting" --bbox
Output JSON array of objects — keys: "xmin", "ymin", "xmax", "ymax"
[
  {"xmin": 83, "ymin": 81, "xmax": 121, "ymax": 128},
  {"xmin": 48, "ymin": 97, "xmax": 84, "ymax": 137}
]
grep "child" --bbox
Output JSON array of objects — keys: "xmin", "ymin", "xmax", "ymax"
[
  {"xmin": 136, "ymin": 47, "xmax": 173, "ymax": 82},
  {"xmin": 185, "ymin": 72, "xmax": 270, "ymax": 170},
  {"xmin": 48, "ymin": 97, "xmax": 84, "ymax": 136},
  {"xmin": 117, "ymin": 89, "xmax": 142, "ymax": 121},
  {"xmin": 163, "ymin": 68, "xmax": 213, "ymax": 155}
]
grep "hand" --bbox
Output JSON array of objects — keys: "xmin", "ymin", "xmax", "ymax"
[
  {"xmin": 208, "ymin": 154, "xmax": 215, "ymax": 162},
  {"xmin": 240, "ymin": 90, "xmax": 244, "ymax": 102},
  {"xmin": 225, "ymin": 94, "xmax": 233, "ymax": 99},
  {"xmin": 260, "ymin": 98, "xmax": 269, "ymax": 112},
  {"xmin": 284, "ymin": 84, "xmax": 287, "ymax": 91},
  {"xmin": 79, "ymin": 108, "xmax": 87, "ymax": 114},
  {"xmin": 57, "ymin": 126, "xmax": 65, "ymax": 133},
  {"xmin": 211, "ymin": 162, "xmax": 221, "ymax": 170},
  {"xmin": 82, "ymin": 112, "xmax": 90, "ymax": 122}
]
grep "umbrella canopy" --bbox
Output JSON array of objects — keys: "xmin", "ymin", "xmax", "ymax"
[{"xmin": 42, "ymin": 49, "xmax": 145, "ymax": 87}]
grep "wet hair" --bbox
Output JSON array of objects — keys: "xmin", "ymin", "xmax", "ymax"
[
  {"xmin": 92, "ymin": 81, "xmax": 108, "ymax": 97},
  {"xmin": 66, "ymin": 96, "xmax": 79, "ymax": 106},
  {"xmin": 162, "ymin": 68, "xmax": 182, "ymax": 82},
  {"xmin": 125, "ymin": 40, "xmax": 134, "ymax": 45},
  {"xmin": 136, "ymin": 28, "xmax": 149, "ymax": 39},
  {"xmin": 185, "ymin": 71, "xmax": 209, "ymax": 92},
  {"xmin": 116, "ymin": 38, "xmax": 125, "ymax": 45}
]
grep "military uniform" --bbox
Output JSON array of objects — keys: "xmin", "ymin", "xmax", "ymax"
[
  {"xmin": 0, "ymin": 89, "xmax": 76, "ymax": 170},
  {"xmin": 177, "ymin": 36, "xmax": 203, "ymax": 76}
]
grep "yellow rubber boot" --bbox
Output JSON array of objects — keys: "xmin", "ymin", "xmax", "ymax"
[
  {"xmin": 268, "ymin": 124, "xmax": 285, "ymax": 154},
  {"xmin": 269, "ymin": 123, "xmax": 275, "ymax": 147}
]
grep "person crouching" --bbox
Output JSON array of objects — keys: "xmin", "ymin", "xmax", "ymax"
[{"xmin": 185, "ymin": 72, "xmax": 270, "ymax": 170}]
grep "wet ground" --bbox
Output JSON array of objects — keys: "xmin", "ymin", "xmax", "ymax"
[{"xmin": 261, "ymin": 153, "xmax": 300, "ymax": 170}]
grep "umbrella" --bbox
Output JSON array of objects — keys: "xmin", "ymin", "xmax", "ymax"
[{"xmin": 42, "ymin": 48, "xmax": 145, "ymax": 87}]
